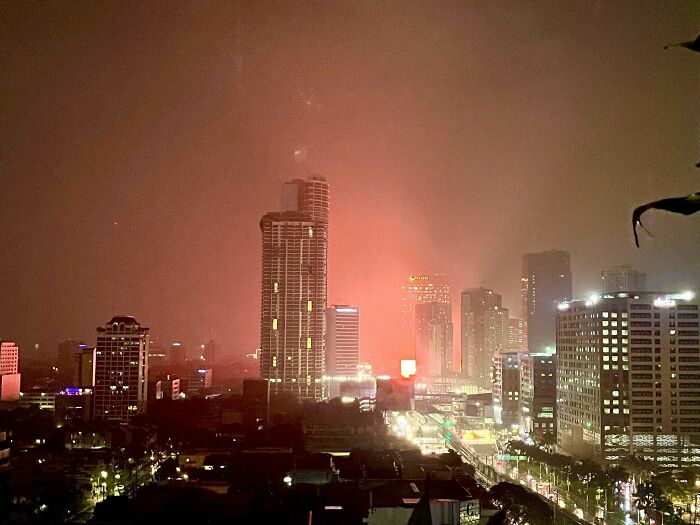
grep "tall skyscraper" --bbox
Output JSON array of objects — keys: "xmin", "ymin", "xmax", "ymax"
[
  {"xmin": 415, "ymin": 302, "xmax": 453, "ymax": 377},
  {"xmin": 601, "ymin": 265, "xmax": 647, "ymax": 293},
  {"xmin": 0, "ymin": 341, "xmax": 20, "ymax": 402},
  {"xmin": 260, "ymin": 175, "xmax": 328, "ymax": 401},
  {"xmin": 400, "ymin": 275, "xmax": 450, "ymax": 357},
  {"xmin": 57, "ymin": 339, "xmax": 86, "ymax": 386},
  {"xmin": 74, "ymin": 346, "xmax": 96, "ymax": 388},
  {"xmin": 557, "ymin": 291, "xmax": 699, "ymax": 467},
  {"xmin": 521, "ymin": 250, "xmax": 572, "ymax": 354},
  {"xmin": 93, "ymin": 316, "xmax": 149, "ymax": 423},
  {"xmin": 460, "ymin": 288, "xmax": 506, "ymax": 388},
  {"xmin": 326, "ymin": 305, "xmax": 360, "ymax": 377}
]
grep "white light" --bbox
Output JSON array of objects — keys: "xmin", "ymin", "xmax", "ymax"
[
  {"xmin": 585, "ymin": 294, "xmax": 600, "ymax": 307},
  {"xmin": 283, "ymin": 475, "xmax": 292, "ymax": 485},
  {"xmin": 341, "ymin": 396, "xmax": 355, "ymax": 403},
  {"xmin": 654, "ymin": 297, "xmax": 676, "ymax": 308},
  {"xmin": 680, "ymin": 290, "xmax": 695, "ymax": 301},
  {"xmin": 557, "ymin": 303, "xmax": 570, "ymax": 311}
]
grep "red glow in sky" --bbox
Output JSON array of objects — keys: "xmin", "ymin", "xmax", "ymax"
[{"xmin": 1, "ymin": 2, "xmax": 698, "ymax": 370}]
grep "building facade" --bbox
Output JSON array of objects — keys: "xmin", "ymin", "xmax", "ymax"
[
  {"xmin": 493, "ymin": 351, "xmax": 521, "ymax": 427},
  {"xmin": 460, "ymin": 288, "xmax": 505, "ymax": 388},
  {"xmin": 326, "ymin": 305, "xmax": 360, "ymax": 377},
  {"xmin": 557, "ymin": 292, "xmax": 700, "ymax": 467},
  {"xmin": 0, "ymin": 341, "xmax": 20, "ymax": 402},
  {"xmin": 415, "ymin": 302, "xmax": 453, "ymax": 377},
  {"xmin": 520, "ymin": 347, "xmax": 556, "ymax": 437},
  {"xmin": 260, "ymin": 175, "xmax": 329, "ymax": 401},
  {"xmin": 521, "ymin": 250, "xmax": 572, "ymax": 354},
  {"xmin": 400, "ymin": 275, "xmax": 450, "ymax": 359},
  {"xmin": 93, "ymin": 316, "xmax": 149, "ymax": 423},
  {"xmin": 601, "ymin": 265, "xmax": 647, "ymax": 293},
  {"xmin": 507, "ymin": 318, "xmax": 524, "ymax": 352}
]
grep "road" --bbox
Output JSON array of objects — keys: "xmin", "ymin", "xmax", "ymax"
[{"xmin": 417, "ymin": 412, "xmax": 635, "ymax": 525}]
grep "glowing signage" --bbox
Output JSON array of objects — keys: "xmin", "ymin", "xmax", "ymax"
[
  {"xmin": 400, "ymin": 359, "xmax": 417, "ymax": 379},
  {"xmin": 409, "ymin": 275, "xmax": 430, "ymax": 282}
]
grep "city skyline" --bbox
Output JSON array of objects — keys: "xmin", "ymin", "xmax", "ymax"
[{"xmin": 1, "ymin": 2, "xmax": 698, "ymax": 372}]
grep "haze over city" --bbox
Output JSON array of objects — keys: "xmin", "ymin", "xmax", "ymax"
[{"xmin": 1, "ymin": 1, "xmax": 698, "ymax": 370}]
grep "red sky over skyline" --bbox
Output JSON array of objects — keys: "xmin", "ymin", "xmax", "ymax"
[{"xmin": 1, "ymin": 1, "xmax": 698, "ymax": 372}]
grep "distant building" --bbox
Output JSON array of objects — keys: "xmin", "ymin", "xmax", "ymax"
[
  {"xmin": 400, "ymin": 275, "xmax": 450, "ymax": 358},
  {"xmin": 74, "ymin": 347, "xmax": 95, "ymax": 388},
  {"xmin": 520, "ymin": 347, "xmax": 556, "ymax": 436},
  {"xmin": 522, "ymin": 250, "xmax": 572, "ymax": 354},
  {"xmin": 260, "ymin": 175, "xmax": 329, "ymax": 401},
  {"xmin": 148, "ymin": 342, "xmax": 167, "ymax": 374},
  {"xmin": 94, "ymin": 316, "xmax": 149, "ymax": 423},
  {"xmin": 55, "ymin": 388, "xmax": 93, "ymax": 424},
  {"xmin": 155, "ymin": 375, "xmax": 180, "ymax": 401},
  {"xmin": 507, "ymin": 318, "xmax": 524, "ymax": 352},
  {"xmin": 557, "ymin": 291, "xmax": 700, "ymax": 467},
  {"xmin": 202, "ymin": 340, "xmax": 218, "ymax": 365},
  {"xmin": 185, "ymin": 368, "xmax": 212, "ymax": 397},
  {"xmin": 243, "ymin": 378, "xmax": 270, "ymax": 431},
  {"xmin": 0, "ymin": 341, "xmax": 20, "ymax": 402},
  {"xmin": 601, "ymin": 265, "xmax": 647, "ymax": 293},
  {"xmin": 460, "ymin": 288, "xmax": 506, "ymax": 388},
  {"xmin": 326, "ymin": 306, "xmax": 360, "ymax": 377},
  {"xmin": 415, "ymin": 302, "xmax": 453, "ymax": 377},
  {"xmin": 57, "ymin": 339, "xmax": 86, "ymax": 386},
  {"xmin": 492, "ymin": 351, "xmax": 521, "ymax": 427},
  {"xmin": 170, "ymin": 341, "xmax": 186, "ymax": 366}
]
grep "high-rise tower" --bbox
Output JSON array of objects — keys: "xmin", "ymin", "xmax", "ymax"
[
  {"xmin": 326, "ymin": 305, "xmax": 360, "ymax": 377},
  {"xmin": 93, "ymin": 316, "xmax": 149, "ymax": 423},
  {"xmin": 260, "ymin": 175, "xmax": 329, "ymax": 401},
  {"xmin": 415, "ymin": 302, "xmax": 453, "ymax": 377},
  {"xmin": 460, "ymin": 288, "xmax": 507, "ymax": 388},
  {"xmin": 400, "ymin": 275, "xmax": 450, "ymax": 358},
  {"xmin": 521, "ymin": 250, "xmax": 572, "ymax": 354}
]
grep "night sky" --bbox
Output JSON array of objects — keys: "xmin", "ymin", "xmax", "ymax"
[{"xmin": 1, "ymin": 1, "xmax": 698, "ymax": 370}]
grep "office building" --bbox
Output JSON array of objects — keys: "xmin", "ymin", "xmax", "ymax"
[
  {"xmin": 93, "ymin": 316, "xmax": 149, "ymax": 423},
  {"xmin": 243, "ymin": 378, "xmax": 270, "ymax": 431},
  {"xmin": 185, "ymin": 368, "xmax": 212, "ymax": 397},
  {"xmin": 415, "ymin": 302, "xmax": 453, "ymax": 377},
  {"xmin": 0, "ymin": 341, "xmax": 20, "ymax": 402},
  {"xmin": 148, "ymin": 342, "xmax": 167, "ymax": 374},
  {"xmin": 522, "ymin": 250, "xmax": 572, "ymax": 354},
  {"xmin": 557, "ymin": 291, "xmax": 700, "ymax": 467},
  {"xmin": 74, "ymin": 347, "xmax": 96, "ymax": 388},
  {"xmin": 493, "ymin": 351, "xmax": 521, "ymax": 427},
  {"xmin": 57, "ymin": 339, "xmax": 86, "ymax": 385},
  {"xmin": 326, "ymin": 306, "xmax": 360, "ymax": 377},
  {"xmin": 260, "ymin": 175, "xmax": 328, "ymax": 401},
  {"xmin": 400, "ymin": 275, "xmax": 450, "ymax": 358},
  {"xmin": 520, "ymin": 347, "xmax": 556, "ymax": 436},
  {"xmin": 170, "ymin": 341, "xmax": 186, "ymax": 366},
  {"xmin": 602, "ymin": 265, "xmax": 647, "ymax": 293},
  {"xmin": 507, "ymin": 318, "xmax": 524, "ymax": 352},
  {"xmin": 460, "ymin": 288, "xmax": 506, "ymax": 388}
]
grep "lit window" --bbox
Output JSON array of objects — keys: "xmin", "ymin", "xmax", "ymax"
[
  {"xmin": 273, "ymin": 282, "xmax": 279, "ymax": 293},
  {"xmin": 307, "ymin": 337, "xmax": 312, "ymax": 349},
  {"xmin": 308, "ymin": 227, "xmax": 313, "ymax": 237},
  {"xmin": 272, "ymin": 319, "xmax": 278, "ymax": 330},
  {"xmin": 307, "ymin": 300, "xmax": 313, "ymax": 312}
]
